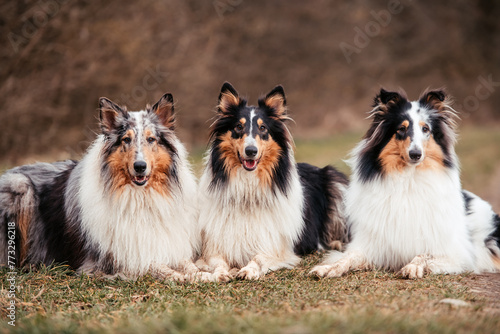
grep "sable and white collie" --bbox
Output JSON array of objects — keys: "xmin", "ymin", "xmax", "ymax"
[
  {"xmin": 0, "ymin": 94, "xmax": 202, "ymax": 280},
  {"xmin": 197, "ymin": 82, "xmax": 348, "ymax": 281},
  {"xmin": 311, "ymin": 89, "xmax": 500, "ymax": 279}
]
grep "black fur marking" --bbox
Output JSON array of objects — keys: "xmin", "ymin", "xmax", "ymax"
[
  {"xmin": 208, "ymin": 100, "xmax": 292, "ymax": 194},
  {"xmin": 357, "ymin": 96, "xmax": 412, "ymax": 183},
  {"xmin": 462, "ymin": 191, "xmax": 474, "ymax": 215},
  {"xmin": 489, "ymin": 214, "xmax": 500, "ymax": 247},
  {"xmin": 294, "ymin": 163, "xmax": 348, "ymax": 255},
  {"xmin": 428, "ymin": 113, "xmax": 455, "ymax": 168},
  {"xmin": 209, "ymin": 137, "xmax": 230, "ymax": 191},
  {"xmin": 30, "ymin": 162, "xmax": 87, "ymax": 269}
]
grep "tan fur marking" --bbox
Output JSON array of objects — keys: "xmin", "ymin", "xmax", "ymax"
[
  {"xmin": 417, "ymin": 136, "xmax": 446, "ymax": 171},
  {"xmin": 401, "ymin": 120, "xmax": 409, "ymax": 128},
  {"xmin": 239, "ymin": 118, "xmax": 246, "ymax": 125},
  {"xmin": 255, "ymin": 136, "xmax": 281, "ymax": 188},
  {"xmin": 145, "ymin": 143, "xmax": 172, "ymax": 197},
  {"xmin": 492, "ymin": 254, "xmax": 500, "ymax": 270},
  {"xmin": 106, "ymin": 130, "xmax": 135, "ymax": 193},
  {"xmin": 18, "ymin": 202, "xmax": 34, "ymax": 264},
  {"xmin": 257, "ymin": 119, "xmax": 263, "ymax": 127},
  {"xmin": 219, "ymin": 92, "xmax": 240, "ymax": 113},
  {"xmin": 379, "ymin": 135, "xmax": 410, "ymax": 174},
  {"xmin": 107, "ymin": 150, "xmax": 133, "ymax": 193},
  {"xmin": 218, "ymin": 132, "xmax": 244, "ymax": 179},
  {"xmin": 264, "ymin": 95, "xmax": 287, "ymax": 119}
]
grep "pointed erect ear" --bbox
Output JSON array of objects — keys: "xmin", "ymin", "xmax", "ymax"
[
  {"xmin": 218, "ymin": 82, "xmax": 240, "ymax": 114},
  {"xmin": 262, "ymin": 85, "xmax": 287, "ymax": 119},
  {"xmin": 151, "ymin": 93, "xmax": 175, "ymax": 130},
  {"xmin": 99, "ymin": 97, "xmax": 127, "ymax": 135}
]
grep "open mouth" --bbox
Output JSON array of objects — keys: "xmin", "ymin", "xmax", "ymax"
[
  {"xmin": 239, "ymin": 153, "xmax": 260, "ymax": 171},
  {"xmin": 132, "ymin": 175, "xmax": 150, "ymax": 186}
]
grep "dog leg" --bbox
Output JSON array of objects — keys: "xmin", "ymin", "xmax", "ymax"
[
  {"xmin": 205, "ymin": 256, "xmax": 233, "ymax": 282},
  {"xmin": 399, "ymin": 254, "xmax": 464, "ymax": 278},
  {"xmin": 310, "ymin": 250, "xmax": 369, "ymax": 278},
  {"xmin": 181, "ymin": 259, "xmax": 214, "ymax": 282}
]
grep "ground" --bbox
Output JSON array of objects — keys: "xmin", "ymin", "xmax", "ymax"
[
  {"xmin": 1, "ymin": 254, "xmax": 499, "ymax": 333},
  {"xmin": 0, "ymin": 127, "xmax": 499, "ymax": 333}
]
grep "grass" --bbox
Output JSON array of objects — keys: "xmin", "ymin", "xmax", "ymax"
[
  {"xmin": 1, "ymin": 254, "xmax": 499, "ymax": 333},
  {"xmin": 1, "ymin": 125, "xmax": 499, "ymax": 333}
]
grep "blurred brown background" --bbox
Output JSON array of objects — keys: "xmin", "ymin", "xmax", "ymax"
[{"xmin": 1, "ymin": 0, "xmax": 499, "ymax": 167}]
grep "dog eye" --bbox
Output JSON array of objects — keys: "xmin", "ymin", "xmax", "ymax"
[
  {"xmin": 235, "ymin": 124, "xmax": 244, "ymax": 131},
  {"xmin": 259, "ymin": 125, "xmax": 267, "ymax": 132},
  {"xmin": 122, "ymin": 137, "xmax": 131, "ymax": 144},
  {"xmin": 147, "ymin": 137, "xmax": 156, "ymax": 144},
  {"xmin": 422, "ymin": 126, "xmax": 430, "ymax": 134},
  {"xmin": 397, "ymin": 126, "xmax": 406, "ymax": 133}
]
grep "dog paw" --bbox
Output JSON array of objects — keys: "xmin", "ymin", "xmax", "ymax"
[
  {"xmin": 309, "ymin": 263, "xmax": 348, "ymax": 278},
  {"xmin": 236, "ymin": 266, "xmax": 261, "ymax": 280},
  {"xmin": 212, "ymin": 270, "xmax": 233, "ymax": 283},
  {"xmin": 399, "ymin": 263, "xmax": 426, "ymax": 279}
]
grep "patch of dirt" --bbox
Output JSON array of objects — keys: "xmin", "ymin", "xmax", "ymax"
[{"xmin": 462, "ymin": 273, "xmax": 500, "ymax": 312}]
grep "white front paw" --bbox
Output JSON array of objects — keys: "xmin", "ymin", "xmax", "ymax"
[
  {"xmin": 309, "ymin": 262, "xmax": 349, "ymax": 278},
  {"xmin": 236, "ymin": 266, "xmax": 260, "ymax": 280},
  {"xmin": 399, "ymin": 263, "xmax": 426, "ymax": 279},
  {"xmin": 213, "ymin": 269, "xmax": 233, "ymax": 282}
]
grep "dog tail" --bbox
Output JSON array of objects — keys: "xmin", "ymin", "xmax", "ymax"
[
  {"xmin": 321, "ymin": 165, "xmax": 350, "ymax": 249},
  {"xmin": 0, "ymin": 171, "xmax": 37, "ymax": 266}
]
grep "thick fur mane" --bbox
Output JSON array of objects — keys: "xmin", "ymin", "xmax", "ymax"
[
  {"xmin": 207, "ymin": 85, "xmax": 294, "ymax": 194},
  {"xmin": 353, "ymin": 88, "xmax": 458, "ymax": 183}
]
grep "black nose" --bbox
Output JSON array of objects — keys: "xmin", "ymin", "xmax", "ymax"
[
  {"xmin": 133, "ymin": 160, "xmax": 147, "ymax": 173},
  {"xmin": 409, "ymin": 150, "xmax": 422, "ymax": 161},
  {"xmin": 245, "ymin": 146, "xmax": 258, "ymax": 158}
]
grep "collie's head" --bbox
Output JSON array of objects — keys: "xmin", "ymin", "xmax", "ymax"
[
  {"xmin": 98, "ymin": 94, "xmax": 179, "ymax": 194},
  {"xmin": 208, "ymin": 82, "xmax": 293, "ymax": 192},
  {"xmin": 354, "ymin": 88, "xmax": 458, "ymax": 182}
]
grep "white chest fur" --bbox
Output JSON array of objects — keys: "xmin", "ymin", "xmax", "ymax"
[
  {"xmin": 198, "ymin": 166, "xmax": 304, "ymax": 267},
  {"xmin": 346, "ymin": 167, "xmax": 475, "ymax": 271}
]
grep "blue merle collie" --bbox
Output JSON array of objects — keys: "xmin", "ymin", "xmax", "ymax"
[
  {"xmin": 0, "ymin": 94, "xmax": 202, "ymax": 280},
  {"xmin": 197, "ymin": 82, "xmax": 348, "ymax": 281},
  {"xmin": 311, "ymin": 88, "xmax": 500, "ymax": 279}
]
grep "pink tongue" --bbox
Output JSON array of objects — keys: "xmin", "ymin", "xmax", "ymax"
[{"xmin": 244, "ymin": 160, "xmax": 256, "ymax": 169}]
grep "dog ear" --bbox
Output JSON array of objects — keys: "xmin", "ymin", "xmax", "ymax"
[
  {"xmin": 419, "ymin": 89, "xmax": 457, "ymax": 131},
  {"xmin": 261, "ymin": 85, "xmax": 288, "ymax": 120},
  {"xmin": 370, "ymin": 88, "xmax": 406, "ymax": 117},
  {"xmin": 218, "ymin": 82, "xmax": 241, "ymax": 114},
  {"xmin": 419, "ymin": 89, "xmax": 448, "ymax": 112},
  {"xmin": 151, "ymin": 93, "xmax": 175, "ymax": 130},
  {"xmin": 99, "ymin": 97, "xmax": 127, "ymax": 135}
]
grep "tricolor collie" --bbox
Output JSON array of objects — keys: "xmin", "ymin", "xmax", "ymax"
[
  {"xmin": 197, "ymin": 82, "xmax": 348, "ymax": 281},
  {"xmin": 0, "ymin": 94, "xmax": 202, "ymax": 280},
  {"xmin": 311, "ymin": 89, "xmax": 500, "ymax": 279}
]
